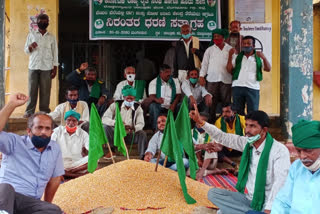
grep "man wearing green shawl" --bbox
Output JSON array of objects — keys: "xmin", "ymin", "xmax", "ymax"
[
  {"xmin": 102, "ymin": 85, "xmax": 147, "ymax": 159},
  {"xmin": 226, "ymin": 35, "xmax": 271, "ymax": 115},
  {"xmin": 271, "ymin": 120, "xmax": 320, "ymax": 214},
  {"xmin": 199, "ymin": 28, "xmax": 233, "ymax": 122},
  {"xmin": 190, "ymin": 105, "xmax": 290, "ymax": 214},
  {"xmin": 146, "ymin": 64, "xmax": 181, "ymax": 131}
]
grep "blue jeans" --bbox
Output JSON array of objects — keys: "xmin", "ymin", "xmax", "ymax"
[
  {"xmin": 150, "ymin": 158, "xmax": 189, "ymax": 171},
  {"xmin": 232, "ymin": 86, "xmax": 260, "ymax": 115}
]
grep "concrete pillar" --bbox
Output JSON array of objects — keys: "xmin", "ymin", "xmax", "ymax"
[
  {"xmin": 280, "ymin": 0, "xmax": 313, "ymax": 138},
  {"xmin": 0, "ymin": 0, "xmax": 5, "ymax": 109}
]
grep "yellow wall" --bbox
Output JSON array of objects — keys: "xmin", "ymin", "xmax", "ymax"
[
  {"xmin": 228, "ymin": 0, "xmax": 280, "ymax": 115},
  {"xmin": 8, "ymin": 0, "xmax": 59, "ymax": 116},
  {"xmin": 313, "ymin": 6, "xmax": 320, "ymax": 120}
]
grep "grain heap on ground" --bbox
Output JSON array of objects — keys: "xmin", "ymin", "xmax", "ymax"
[{"xmin": 53, "ymin": 159, "xmax": 216, "ymax": 213}]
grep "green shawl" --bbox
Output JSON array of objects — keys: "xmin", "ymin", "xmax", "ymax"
[
  {"xmin": 156, "ymin": 75, "xmax": 176, "ymax": 103},
  {"xmin": 134, "ymin": 80, "xmax": 146, "ymax": 101},
  {"xmin": 193, "ymin": 128, "xmax": 210, "ymax": 143},
  {"xmin": 232, "ymin": 51, "xmax": 263, "ymax": 81},
  {"xmin": 236, "ymin": 132, "xmax": 274, "ymax": 211},
  {"xmin": 90, "ymin": 81, "xmax": 101, "ymax": 99},
  {"xmin": 220, "ymin": 114, "xmax": 243, "ymax": 136}
]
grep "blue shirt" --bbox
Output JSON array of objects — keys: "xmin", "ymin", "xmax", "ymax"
[
  {"xmin": 0, "ymin": 132, "xmax": 65, "ymax": 199},
  {"xmin": 271, "ymin": 159, "xmax": 320, "ymax": 214}
]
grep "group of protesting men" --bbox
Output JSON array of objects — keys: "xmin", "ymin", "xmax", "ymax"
[{"xmin": 0, "ymin": 13, "xmax": 318, "ymax": 214}]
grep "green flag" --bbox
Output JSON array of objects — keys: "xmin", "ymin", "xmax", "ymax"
[
  {"xmin": 175, "ymin": 96, "xmax": 198, "ymax": 180},
  {"xmin": 114, "ymin": 102, "xmax": 127, "ymax": 157},
  {"xmin": 160, "ymin": 110, "xmax": 196, "ymax": 204},
  {"xmin": 88, "ymin": 104, "xmax": 107, "ymax": 173}
]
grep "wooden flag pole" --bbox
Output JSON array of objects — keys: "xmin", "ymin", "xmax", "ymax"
[
  {"xmin": 123, "ymin": 138, "xmax": 130, "ymax": 160},
  {"xmin": 163, "ymin": 156, "xmax": 168, "ymax": 168},
  {"xmin": 155, "ymin": 150, "xmax": 161, "ymax": 172},
  {"xmin": 105, "ymin": 142, "xmax": 115, "ymax": 164}
]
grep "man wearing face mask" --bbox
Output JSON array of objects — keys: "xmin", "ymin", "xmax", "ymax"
[
  {"xmin": 49, "ymin": 86, "xmax": 89, "ymax": 129},
  {"xmin": 51, "ymin": 110, "xmax": 89, "ymax": 179},
  {"xmin": 199, "ymin": 28, "xmax": 232, "ymax": 123},
  {"xmin": 227, "ymin": 36, "xmax": 271, "ymax": 115},
  {"xmin": 23, "ymin": 13, "xmax": 59, "ymax": 118},
  {"xmin": 181, "ymin": 68, "xmax": 212, "ymax": 111},
  {"xmin": 225, "ymin": 20, "xmax": 243, "ymax": 54},
  {"xmin": 189, "ymin": 105, "xmax": 290, "ymax": 214},
  {"xmin": 174, "ymin": 24, "xmax": 204, "ymax": 83},
  {"xmin": 271, "ymin": 120, "xmax": 320, "ymax": 213},
  {"xmin": 0, "ymin": 93, "xmax": 64, "ymax": 214},
  {"xmin": 113, "ymin": 66, "xmax": 147, "ymax": 103},
  {"xmin": 215, "ymin": 103, "xmax": 245, "ymax": 169},
  {"xmin": 66, "ymin": 62, "xmax": 111, "ymax": 112},
  {"xmin": 102, "ymin": 85, "xmax": 147, "ymax": 159}
]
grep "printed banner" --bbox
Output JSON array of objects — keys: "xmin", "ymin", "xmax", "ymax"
[{"xmin": 90, "ymin": 0, "xmax": 220, "ymax": 40}]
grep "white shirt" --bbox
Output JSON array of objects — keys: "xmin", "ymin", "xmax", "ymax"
[
  {"xmin": 183, "ymin": 39, "xmax": 192, "ymax": 58},
  {"xmin": 101, "ymin": 102, "xmax": 145, "ymax": 132},
  {"xmin": 202, "ymin": 122, "xmax": 291, "ymax": 210},
  {"xmin": 148, "ymin": 77, "xmax": 181, "ymax": 109},
  {"xmin": 181, "ymin": 80, "xmax": 211, "ymax": 104},
  {"xmin": 113, "ymin": 80, "xmax": 147, "ymax": 102},
  {"xmin": 231, "ymin": 54, "xmax": 265, "ymax": 90},
  {"xmin": 48, "ymin": 101, "xmax": 89, "ymax": 126},
  {"xmin": 200, "ymin": 44, "xmax": 233, "ymax": 84},
  {"xmin": 51, "ymin": 126, "xmax": 89, "ymax": 170},
  {"xmin": 24, "ymin": 30, "xmax": 59, "ymax": 70},
  {"xmin": 145, "ymin": 131, "xmax": 165, "ymax": 159}
]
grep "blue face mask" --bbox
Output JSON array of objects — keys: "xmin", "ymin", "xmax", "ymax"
[
  {"xmin": 242, "ymin": 46, "xmax": 254, "ymax": 54},
  {"xmin": 124, "ymin": 100, "xmax": 134, "ymax": 107},
  {"xmin": 247, "ymin": 134, "xmax": 261, "ymax": 145},
  {"xmin": 31, "ymin": 135, "xmax": 51, "ymax": 148},
  {"xmin": 182, "ymin": 33, "xmax": 191, "ymax": 39},
  {"xmin": 189, "ymin": 78, "xmax": 198, "ymax": 84},
  {"xmin": 67, "ymin": 98, "xmax": 79, "ymax": 106}
]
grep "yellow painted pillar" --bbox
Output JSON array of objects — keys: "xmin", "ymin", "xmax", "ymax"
[
  {"xmin": 8, "ymin": 0, "xmax": 59, "ymax": 116},
  {"xmin": 313, "ymin": 6, "xmax": 320, "ymax": 119}
]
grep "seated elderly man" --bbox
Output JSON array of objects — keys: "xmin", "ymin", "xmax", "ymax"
[
  {"xmin": 271, "ymin": 120, "xmax": 320, "ymax": 214},
  {"xmin": 0, "ymin": 93, "xmax": 64, "ymax": 214},
  {"xmin": 181, "ymin": 68, "xmax": 212, "ymax": 111},
  {"xmin": 144, "ymin": 114, "xmax": 189, "ymax": 171},
  {"xmin": 192, "ymin": 112, "xmax": 226, "ymax": 181},
  {"xmin": 147, "ymin": 64, "xmax": 181, "ymax": 131},
  {"xmin": 113, "ymin": 66, "xmax": 147, "ymax": 103},
  {"xmin": 49, "ymin": 86, "xmax": 89, "ymax": 131},
  {"xmin": 51, "ymin": 110, "xmax": 89, "ymax": 178},
  {"xmin": 102, "ymin": 85, "xmax": 147, "ymax": 159}
]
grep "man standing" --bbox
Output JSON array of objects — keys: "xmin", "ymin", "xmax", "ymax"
[
  {"xmin": 215, "ymin": 103, "xmax": 245, "ymax": 168},
  {"xmin": 52, "ymin": 110, "xmax": 89, "ymax": 178},
  {"xmin": 0, "ymin": 93, "xmax": 64, "ymax": 213},
  {"xmin": 66, "ymin": 62, "xmax": 111, "ymax": 111},
  {"xmin": 271, "ymin": 120, "xmax": 320, "ymax": 213},
  {"xmin": 102, "ymin": 85, "xmax": 147, "ymax": 159},
  {"xmin": 227, "ymin": 36, "xmax": 271, "ymax": 115},
  {"xmin": 24, "ymin": 14, "xmax": 58, "ymax": 117},
  {"xmin": 174, "ymin": 24, "xmax": 204, "ymax": 82},
  {"xmin": 190, "ymin": 105, "xmax": 290, "ymax": 214},
  {"xmin": 147, "ymin": 64, "xmax": 181, "ymax": 131},
  {"xmin": 113, "ymin": 66, "xmax": 147, "ymax": 103},
  {"xmin": 225, "ymin": 20, "xmax": 243, "ymax": 54},
  {"xmin": 199, "ymin": 29, "xmax": 232, "ymax": 122}
]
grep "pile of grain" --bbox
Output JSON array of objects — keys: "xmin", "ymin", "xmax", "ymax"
[{"xmin": 53, "ymin": 160, "xmax": 216, "ymax": 213}]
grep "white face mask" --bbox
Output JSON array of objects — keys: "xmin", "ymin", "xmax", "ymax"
[
  {"xmin": 124, "ymin": 100, "xmax": 134, "ymax": 107},
  {"xmin": 126, "ymin": 74, "xmax": 135, "ymax": 82},
  {"xmin": 302, "ymin": 157, "xmax": 320, "ymax": 172}
]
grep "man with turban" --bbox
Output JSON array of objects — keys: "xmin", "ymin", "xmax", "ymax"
[
  {"xmin": 102, "ymin": 85, "xmax": 147, "ymax": 159},
  {"xmin": 51, "ymin": 110, "xmax": 89, "ymax": 178},
  {"xmin": 189, "ymin": 105, "xmax": 290, "ymax": 214},
  {"xmin": 271, "ymin": 120, "xmax": 320, "ymax": 213},
  {"xmin": 199, "ymin": 28, "xmax": 232, "ymax": 122}
]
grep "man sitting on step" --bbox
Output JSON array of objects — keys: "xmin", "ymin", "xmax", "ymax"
[{"xmin": 102, "ymin": 85, "xmax": 147, "ymax": 160}]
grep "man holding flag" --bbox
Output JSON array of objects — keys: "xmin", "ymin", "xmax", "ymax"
[{"xmin": 189, "ymin": 105, "xmax": 290, "ymax": 214}]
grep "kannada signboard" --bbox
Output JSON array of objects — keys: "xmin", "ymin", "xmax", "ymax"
[{"xmin": 90, "ymin": 0, "xmax": 220, "ymax": 41}]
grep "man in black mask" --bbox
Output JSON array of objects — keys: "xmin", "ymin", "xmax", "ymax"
[
  {"xmin": 49, "ymin": 86, "xmax": 90, "ymax": 132},
  {"xmin": 0, "ymin": 93, "xmax": 64, "ymax": 214},
  {"xmin": 214, "ymin": 103, "xmax": 246, "ymax": 169},
  {"xmin": 226, "ymin": 20, "xmax": 242, "ymax": 54},
  {"xmin": 24, "ymin": 13, "xmax": 59, "ymax": 118}
]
